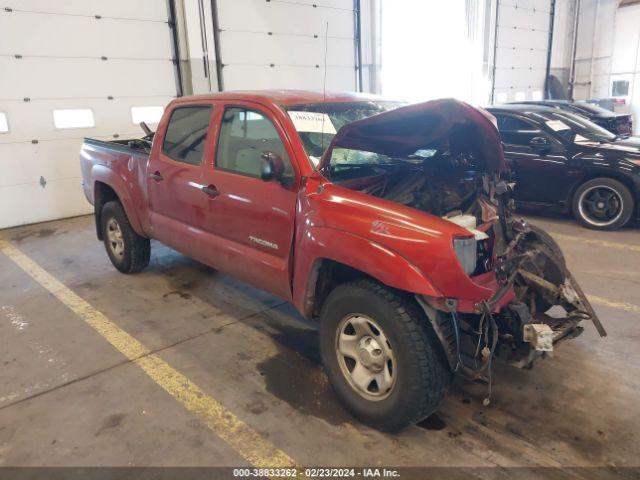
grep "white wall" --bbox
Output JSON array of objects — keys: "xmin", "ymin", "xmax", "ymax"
[
  {"xmin": 570, "ymin": 0, "xmax": 640, "ymax": 133},
  {"xmin": 610, "ymin": 3, "xmax": 640, "ymax": 133},
  {"xmin": 549, "ymin": 0, "xmax": 578, "ymax": 92},
  {"xmin": 573, "ymin": 0, "xmax": 618, "ymax": 100}
]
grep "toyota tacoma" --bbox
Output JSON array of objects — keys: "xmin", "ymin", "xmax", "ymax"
[{"xmin": 80, "ymin": 91, "xmax": 605, "ymax": 431}]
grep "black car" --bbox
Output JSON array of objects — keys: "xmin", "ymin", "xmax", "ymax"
[
  {"xmin": 509, "ymin": 100, "xmax": 633, "ymax": 137},
  {"xmin": 488, "ymin": 104, "xmax": 640, "ymax": 230}
]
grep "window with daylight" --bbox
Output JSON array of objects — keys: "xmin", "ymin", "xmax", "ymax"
[
  {"xmin": 53, "ymin": 109, "xmax": 95, "ymax": 129},
  {"xmin": 0, "ymin": 112, "xmax": 8, "ymax": 133},
  {"xmin": 612, "ymin": 80, "xmax": 629, "ymax": 97}
]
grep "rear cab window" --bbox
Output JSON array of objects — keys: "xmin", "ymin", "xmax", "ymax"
[{"xmin": 162, "ymin": 106, "xmax": 213, "ymax": 165}]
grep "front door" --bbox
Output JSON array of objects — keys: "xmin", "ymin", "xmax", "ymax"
[
  {"xmin": 496, "ymin": 113, "xmax": 570, "ymax": 204},
  {"xmin": 201, "ymin": 103, "xmax": 299, "ymax": 300}
]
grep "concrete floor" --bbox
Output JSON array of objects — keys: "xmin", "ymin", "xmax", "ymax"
[{"xmin": 0, "ymin": 213, "xmax": 639, "ymax": 472}]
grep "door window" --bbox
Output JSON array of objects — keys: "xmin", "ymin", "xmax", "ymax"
[
  {"xmin": 495, "ymin": 114, "xmax": 543, "ymax": 147},
  {"xmin": 216, "ymin": 107, "xmax": 293, "ymax": 180},
  {"xmin": 162, "ymin": 106, "xmax": 212, "ymax": 165}
]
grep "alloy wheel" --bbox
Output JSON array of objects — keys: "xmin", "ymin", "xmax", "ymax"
[{"xmin": 578, "ymin": 185, "xmax": 624, "ymax": 228}]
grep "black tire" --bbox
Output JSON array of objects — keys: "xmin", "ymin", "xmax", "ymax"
[
  {"xmin": 319, "ymin": 279, "xmax": 451, "ymax": 432},
  {"xmin": 101, "ymin": 201, "xmax": 150, "ymax": 273},
  {"xmin": 526, "ymin": 223, "xmax": 566, "ymax": 269},
  {"xmin": 572, "ymin": 178, "xmax": 634, "ymax": 230}
]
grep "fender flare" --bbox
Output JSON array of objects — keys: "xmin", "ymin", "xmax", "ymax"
[
  {"xmin": 292, "ymin": 226, "xmax": 441, "ymax": 317},
  {"xmin": 91, "ymin": 164, "xmax": 146, "ymax": 237}
]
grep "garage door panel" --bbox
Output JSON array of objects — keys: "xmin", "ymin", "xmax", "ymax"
[
  {"xmin": 0, "ymin": 98, "xmax": 169, "ymax": 143},
  {"xmin": 494, "ymin": 69, "xmax": 546, "ymax": 89},
  {"xmin": 220, "ymin": 31, "xmax": 354, "ymax": 66},
  {"xmin": 0, "ymin": 178, "xmax": 91, "ymax": 229},
  {"xmin": 499, "ymin": 0, "xmax": 551, "ymax": 12},
  {"xmin": 1, "ymin": 58, "xmax": 176, "ymax": 99},
  {"xmin": 0, "ymin": 142, "xmax": 88, "ymax": 188},
  {"xmin": 0, "ymin": 13, "xmax": 172, "ymax": 59},
  {"xmin": 7, "ymin": 0, "xmax": 169, "ymax": 22},
  {"xmin": 219, "ymin": 0, "xmax": 354, "ymax": 37},
  {"xmin": 497, "ymin": 47, "xmax": 548, "ymax": 69},
  {"xmin": 498, "ymin": 6, "xmax": 549, "ymax": 30},
  {"xmin": 497, "ymin": 27, "xmax": 549, "ymax": 49},
  {"xmin": 493, "ymin": 0, "xmax": 551, "ymax": 102},
  {"xmin": 1, "ymin": 2, "xmax": 177, "ymax": 228},
  {"xmin": 223, "ymin": 65, "xmax": 355, "ymax": 91}
]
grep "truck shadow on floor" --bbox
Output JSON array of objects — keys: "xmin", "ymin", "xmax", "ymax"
[
  {"xmin": 150, "ymin": 247, "xmax": 453, "ymax": 431},
  {"xmin": 148, "ymin": 246, "xmax": 619, "ymax": 460}
]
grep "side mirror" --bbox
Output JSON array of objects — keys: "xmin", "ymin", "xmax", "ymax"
[
  {"xmin": 529, "ymin": 136, "xmax": 551, "ymax": 153},
  {"xmin": 260, "ymin": 151, "xmax": 285, "ymax": 182}
]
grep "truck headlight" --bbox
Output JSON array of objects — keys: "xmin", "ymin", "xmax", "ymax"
[{"xmin": 453, "ymin": 237, "xmax": 477, "ymax": 275}]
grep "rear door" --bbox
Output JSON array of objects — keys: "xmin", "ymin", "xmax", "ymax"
[
  {"xmin": 495, "ymin": 113, "xmax": 570, "ymax": 204},
  {"xmin": 203, "ymin": 102, "xmax": 299, "ymax": 300},
  {"xmin": 147, "ymin": 102, "xmax": 218, "ymax": 262}
]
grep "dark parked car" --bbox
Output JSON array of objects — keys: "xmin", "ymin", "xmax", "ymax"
[
  {"xmin": 488, "ymin": 104, "xmax": 640, "ymax": 230},
  {"xmin": 509, "ymin": 100, "xmax": 633, "ymax": 137}
]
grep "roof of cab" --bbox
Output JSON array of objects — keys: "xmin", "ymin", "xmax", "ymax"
[{"xmin": 172, "ymin": 90, "xmax": 386, "ymax": 107}]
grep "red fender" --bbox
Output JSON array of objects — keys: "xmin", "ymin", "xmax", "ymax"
[
  {"xmin": 292, "ymin": 226, "xmax": 441, "ymax": 317},
  {"xmin": 90, "ymin": 164, "xmax": 147, "ymax": 237}
]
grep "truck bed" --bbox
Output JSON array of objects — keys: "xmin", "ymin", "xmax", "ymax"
[
  {"xmin": 80, "ymin": 136, "xmax": 153, "ymax": 239},
  {"xmin": 83, "ymin": 136, "xmax": 152, "ymax": 156}
]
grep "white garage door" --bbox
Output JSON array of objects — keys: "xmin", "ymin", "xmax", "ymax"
[
  {"xmin": 183, "ymin": 0, "xmax": 360, "ymax": 94},
  {"xmin": 0, "ymin": 0, "xmax": 180, "ymax": 229},
  {"xmin": 492, "ymin": 0, "xmax": 552, "ymax": 103},
  {"xmin": 218, "ymin": 0, "xmax": 358, "ymax": 91}
]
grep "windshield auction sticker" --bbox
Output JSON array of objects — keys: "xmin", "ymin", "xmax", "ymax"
[{"xmin": 288, "ymin": 111, "xmax": 337, "ymax": 134}]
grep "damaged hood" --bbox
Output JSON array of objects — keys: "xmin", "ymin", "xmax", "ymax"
[{"xmin": 320, "ymin": 98, "xmax": 507, "ymax": 173}]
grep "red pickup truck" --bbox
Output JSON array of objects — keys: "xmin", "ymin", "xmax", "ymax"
[{"xmin": 80, "ymin": 91, "xmax": 605, "ymax": 431}]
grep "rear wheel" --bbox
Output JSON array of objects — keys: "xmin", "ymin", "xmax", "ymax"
[
  {"xmin": 319, "ymin": 279, "xmax": 451, "ymax": 432},
  {"xmin": 101, "ymin": 201, "xmax": 150, "ymax": 273},
  {"xmin": 572, "ymin": 178, "xmax": 634, "ymax": 230}
]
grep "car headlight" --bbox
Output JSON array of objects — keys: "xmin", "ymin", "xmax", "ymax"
[{"xmin": 453, "ymin": 237, "xmax": 477, "ymax": 275}]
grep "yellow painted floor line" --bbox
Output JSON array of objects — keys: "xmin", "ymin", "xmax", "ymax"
[
  {"xmin": 587, "ymin": 295, "xmax": 640, "ymax": 315},
  {"xmin": 0, "ymin": 240, "xmax": 297, "ymax": 470},
  {"xmin": 549, "ymin": 232, "xmax": 640, "ymax": 254}
]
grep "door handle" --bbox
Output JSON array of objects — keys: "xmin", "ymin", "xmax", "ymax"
[
  {"xmin": 201, "ymin": 184, "xmax": 220, "ymax": 198},
  {"xmin": 150, "ymin": 171, "xmax": 163, "ymax": 182}
]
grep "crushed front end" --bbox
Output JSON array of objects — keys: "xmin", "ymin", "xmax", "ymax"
[
  {"xmin": 419, "ymin": 177, "xmax": 606, "ymax": 383},
  {"xmin": 318, "ymin": 98, "xmax": 606, "ymax": 384}
]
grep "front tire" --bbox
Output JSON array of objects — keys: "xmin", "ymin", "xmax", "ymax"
[
  {"xmin": 319, "ymin": 279, "xmax": 451, "ymax": 432},
  {"xmin": 101, "ymin": 201, "xmax": 150, "ymax": 273},
  {"xmin": 572, "ymin": 178, "xmax": 634, "ymax": 230}
]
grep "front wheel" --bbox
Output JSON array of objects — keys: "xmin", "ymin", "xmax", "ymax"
[
  {"xmin": 572, "ymin": 178, "xmax": 634, "ymax": 230},
  {"xmin": 101, "ymin": 201, "xmax": 150, "ymax": 273},
  {"xmin": 319, "ymin": 279, "xmax": 451, "ymax": 432}
]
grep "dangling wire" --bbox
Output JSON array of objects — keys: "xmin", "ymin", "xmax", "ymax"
[
  {"xmin": 450, "ymin": 310, "xmax": 462, "ymax": 373},
  {"xmin": 449, "ymin": 300, "xmax": 498, "ymax": 407}
]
